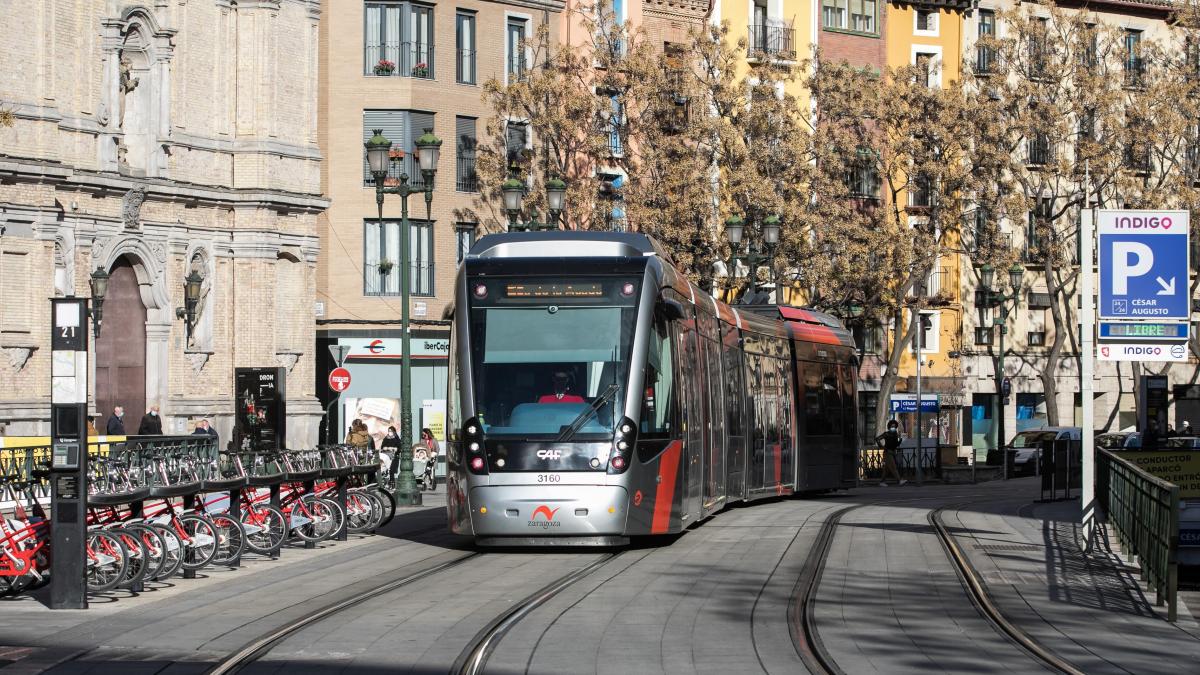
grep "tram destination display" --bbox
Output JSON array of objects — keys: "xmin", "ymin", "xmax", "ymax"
[{"xmin": 504, "ymin": 282, "xmax": 605, "ymax": 298}]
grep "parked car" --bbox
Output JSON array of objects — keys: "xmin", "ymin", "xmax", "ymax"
[
  {"xmin": 1096, "ymin": 431, "xmax": 1141, "ymax": 450},
  {"xmin": 1164, "ymin": 436, "xmax": 1200, "ymax": 449},
  {"xmin": 1006, "ymin": 427, "xmax": 1082, "ymax": 476}
]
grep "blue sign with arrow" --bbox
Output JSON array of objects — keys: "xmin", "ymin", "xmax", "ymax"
[{"xmin": 1098, "ymin": 210, "xmax": 1190, "ymax": 321}]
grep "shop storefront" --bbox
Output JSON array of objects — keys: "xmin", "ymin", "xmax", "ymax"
[{"xmin": 316, "ymin": 330, "xmax": 449, "ymax": 448}]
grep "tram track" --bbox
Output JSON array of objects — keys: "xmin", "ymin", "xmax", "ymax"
[
  {"xmin": 207, "ymin": 550, "xmax": 483, "ymax": 675},
  {"xmin": 453, "ymin": 551, "xmax": 622, "ymax": 675},
  {"xmin": 788, "ymin": 496, "xmax": 1087, "ymax": 675}
]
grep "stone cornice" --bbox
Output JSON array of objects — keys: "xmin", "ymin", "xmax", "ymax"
[
  {"xmin": 169, "ymin": 131, "xmax": 322, "ymax": 161},
  {"xmin": 0, "ymin": 157, "xmax": 329, "ymax": 213}
]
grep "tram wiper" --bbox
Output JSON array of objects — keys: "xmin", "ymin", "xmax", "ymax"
[{"xmin": 556, "ymin": 383, "xmax": 619, "ymax": 443}]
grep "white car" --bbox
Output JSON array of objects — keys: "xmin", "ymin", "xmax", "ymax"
[{"xmin": 1007, "ymin": 427, "xmax": 1082, "ymax": 476}]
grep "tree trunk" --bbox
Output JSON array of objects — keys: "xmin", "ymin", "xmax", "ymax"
[{"xmin": 874, "ymin": 307, "xmax": 919, "ymax": 436}]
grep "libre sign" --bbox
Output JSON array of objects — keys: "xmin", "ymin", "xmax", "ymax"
[
  {"xmin": 1098, "ymin": 210, "xmax": 1190, "ymax": 321},
  {"xmin": 328, "ymin": 367, "xmax": 352, "ymax": 393}
]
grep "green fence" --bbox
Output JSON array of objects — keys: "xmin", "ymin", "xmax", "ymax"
[{"xmin": 1096, "ymin": 448, "xmax": 1179, "ymax": 622}]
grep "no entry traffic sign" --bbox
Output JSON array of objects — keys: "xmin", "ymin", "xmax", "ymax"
[
  {"xmin": 328, "ymin": 367, "xmax": 352, "ymax": 393},
  {"xmin": 1098, "ymin": 210, "xmax": 1190, "ymax": 321}
]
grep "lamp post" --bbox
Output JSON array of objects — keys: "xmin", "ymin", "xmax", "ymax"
[
  {"xmin": 977, "ymin": 262, "xmax": 1025, "ymax": 466},
  {"xmin": 88, "ymin": 267, "xmax": 110, "ymax": 338},
  {"xmin": 365, "ymin": 127, "xmax": 442, "ymax": 506},
  {"xmin": 723, "ymin": 214, "xmax": 781, "ymax": 303},
  {"xmin": 502, "ymin": 170, "xmax": 567, "ymax": 231}
]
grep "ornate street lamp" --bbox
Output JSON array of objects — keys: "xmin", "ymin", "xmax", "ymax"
[
  {"xmin": 88, "ymin": 267, "xmax": 110, "ymax": 338},
  {"xmin": 723, "ymin": 214, "xmax": 780, "ymax": 304},
  {"xmin": 502, "ymin": 171, "xmax": 566, "ymax": 231},
  {"xmin": 175, "ymin": 269, "xmax": 204, "ymax": 340},
  {"xmin": 364, "ymin": 127, "xmax": 442, "ymax": 506}
]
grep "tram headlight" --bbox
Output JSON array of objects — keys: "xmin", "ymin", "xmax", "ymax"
[
  {"xmin": 616, "ymin": 440, "xmax": 628, "ymax": 451},
  {"xmin": 467, "ymin": 425, "xmax": 478, "ymax": 435},
  {"xmin": 469, "ymin": 442, "xmax": 480, "ymax": 452}
]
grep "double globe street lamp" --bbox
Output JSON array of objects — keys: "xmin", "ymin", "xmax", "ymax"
[
  {"xmin": 502, "ymin": 173, "xmax": 568, "ymax": 231},
  {"xmin": 977, "ymin": 262, "xmax": 1025, "ymax": 465},
  {"xmin": 364, "ymin": 127, "xmax": 443, "ymax": 505},
  {"xmin": 724, "ymin": 214, "xmax": 781, "ymax": 303}
]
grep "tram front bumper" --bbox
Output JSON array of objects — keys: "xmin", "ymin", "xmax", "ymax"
[{"xmin": 468, "ymin": 484, "xmax": 629, "ymax": 539}]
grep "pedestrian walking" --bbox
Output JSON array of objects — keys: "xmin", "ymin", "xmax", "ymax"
[
  {"xmin": 137, "ymin": 405, "xmax": 163, "ymax": 435},
  {"xmin": 874, "ymin": 420, "xmax": 907, "ymax": 487},
  {"xmin": 106, "ymin": 406, "xmax": 126, "ymax": 435},
  {"xmin": 384, "ymin": 422, "xmax": 403, "ymax": 475}
]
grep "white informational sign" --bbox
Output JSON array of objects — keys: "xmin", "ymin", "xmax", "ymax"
[
  {"xmin": 341, "ymin": 337, "xmax": 450, "ymax": 359},
  {"xmin": 1097, "ymin": 342, "xmax": 1189, "ymax": 362}
]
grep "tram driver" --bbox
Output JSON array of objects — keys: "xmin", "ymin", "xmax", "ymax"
[{"xmin": 538, "ymin": 370, "xmax": 585, "ymax": 404}]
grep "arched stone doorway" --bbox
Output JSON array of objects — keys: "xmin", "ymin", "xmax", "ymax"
[{"xmin": 95, "ymin": 256, "xmax": 146, "ymax": 430}]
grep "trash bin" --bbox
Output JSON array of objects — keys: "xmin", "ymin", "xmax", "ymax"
[{"xmin": 1003, "ymin": 448, "xmax": 1017, "ymax": 479}]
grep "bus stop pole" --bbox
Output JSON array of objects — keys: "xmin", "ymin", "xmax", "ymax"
[{"xmin": 1081, "ymin": 202, "xmax": 1097, "ymax": 549}]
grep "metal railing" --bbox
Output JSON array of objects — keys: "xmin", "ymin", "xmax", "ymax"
[
  {"xmin": 1096, "ymin": 448, "xmax": 1179, "ymax": 622},
  {"xmin": 365, "ymin": 42, "xmax": 435, "ymax": 79},
  {"xmin": 508, "ymin": 55, "xmax": 528, "ymax": 80},
  {"xmin": 363, "ymin": 153, "xmax": 427, "ymax": 189},
  {"xmin": 748, "ymin": 24, "xmax": 796, "ymax": 60},
  {"xmin": 364, "ymin": 262, "xmax": 435, "ymax": 297},
  {"xmin": 1124, "ymin": 57, "xmax": 1144, "ymax": 87},
  {"xmin": 859, "ymin": 445, "xmax": 941, "ymax": 482},
  {"xmin": 456, "ymin": 154, "xmax": 478, "ymax": 192},
  {"xmin": 456, "ymin": 49, "xmax": 476, "ymax": 84}
]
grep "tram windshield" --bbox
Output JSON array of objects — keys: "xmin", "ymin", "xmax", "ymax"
[{"xmin": 467, "ymin": 276, "xmax": 639, "ymax": 440}]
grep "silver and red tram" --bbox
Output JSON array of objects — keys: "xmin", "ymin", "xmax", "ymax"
[{"xmin": 446, "ymin": 232, "xmax": 858, "ymax": 545}]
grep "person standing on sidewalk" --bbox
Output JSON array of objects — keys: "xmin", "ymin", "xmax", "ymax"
[
  {"xmin": 137, "ymin": 405, "xmax": 162, "ymax": 435},
  {"xmin": 106, "ymin": 406, "xmax": 126, "ymax": 435},
  {"xmin": 875, "ymin": 420, "xmax": 907, "ymax": 487},
  {"xmin": 381, "ymin": 426, "xmax": 403, "ymax": 483}
]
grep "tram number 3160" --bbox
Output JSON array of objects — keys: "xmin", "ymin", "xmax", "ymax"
[{"xmin": 537, "ymin": 474, "xmax": 562, "ymax": 483}]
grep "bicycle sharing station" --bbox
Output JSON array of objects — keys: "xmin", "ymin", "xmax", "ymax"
[{"xmin": 0, "ymin": 299, "xmax": 403, "ymax": 607}]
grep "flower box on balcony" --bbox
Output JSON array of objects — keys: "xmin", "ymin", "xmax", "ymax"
[{"xmin": 374, "ymin": 59, "xmax": 396, "ymax": 75}]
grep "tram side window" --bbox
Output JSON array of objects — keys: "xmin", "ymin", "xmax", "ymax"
[
  {"xmin": 840, "ymin": 364, "xmax": 857, "ymax": 447},
  {"xmin": 640, "ymin": 316, "xmax": 675, "ymax": 439},
  {"xmin": 803, "ymin": 362, "xmax": 831, "ymax": 435},
  {"xmin": 822, "ymin": 364, "xmax": 842, "ymax": 436}
]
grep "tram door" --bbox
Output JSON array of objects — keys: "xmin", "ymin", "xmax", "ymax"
[
  {"xmin": 700, "ymin": 314, "xmax": 725, "ymax": 512},
  {"xmin": 677, "ymin": 317, "xmax": 705, "ymax": 522}
]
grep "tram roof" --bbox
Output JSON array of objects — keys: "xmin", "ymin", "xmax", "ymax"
[{"xmin": 467, "ymin": 231, "xmax": 675, "ymax": 263}]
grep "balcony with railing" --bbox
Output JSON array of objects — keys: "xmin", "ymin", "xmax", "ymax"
[
  {"xmin": 456, "ymin": 153, "xmax": 478, "ymax": 192},
  {"xmin": 1027, "ymin": 135, "xmax": 1054, "ymax": 167},
  {"xmin": 748, "ymin": 24, "xmax": 796, "ymax": 62},
  {"xmin": 1124, "ymin": 57, "xmax": 1144, "ymax": 88},
  {"xmin": 363, "ymin": 152, "xmax": 428, "ymax": 189},
  {"xmin": 456, "ymin": 49, "xmax": 476, "ymax": 84},
  {"xmin": 364, "ymin": 262, "xmax": 436, "ymax": 297},
  {"xmin": 975, "ymin": 45, "xmax": 996, "ymax": 75},
  {"xmin": 365, "ymin": 42, "xmax": 436, "ymax": 79},
  {"xmin": 914, "ymin": 266, "xmax": 951, "ymax": 300},
  {"xmin": 508, "ymin": 54, "xmax": 528, "ymax": 81}
]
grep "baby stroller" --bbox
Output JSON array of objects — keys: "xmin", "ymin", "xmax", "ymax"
[{"xmin": 413, "ymin": 445, "xmax": 438, "ymax": 491}]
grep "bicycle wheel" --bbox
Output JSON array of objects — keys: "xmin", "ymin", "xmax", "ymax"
[
  {"xmin": 367, "ymin": 485, "xmax": 396, "ymax": 527},
  {"xmin": 110, "ymin": 527, "xmax": 149, "ymax": 589},
  {"xmin": 290, "ymin": 497, "xmax": 333, "ymax": 543},
  {"xmin": 86, "ymin": 530, "xmax": 129, "ymax": 593},
  {"xmin": 343, "ymin": 491, "xmax": 374, "ymax": 534},
  {"xmin": 150, "ymin": 523, "xmax": 184, "ymax": 580},
  {"xmin": 178, "ymin": 514, "xmax": 219, "ymax": 571},
  {"xmin": 240, "ymin": 502, "xmax": 286, "ymax": 555},
  {"xmin": 358, "ymin": 489, "xmax": 385, "ymax": 532},
  {"xmin": 317, "ymin": 496, "xmax": 345, "ymax": 540},
  {"xmin": 210, "ymin": 511, "xmax": 246, "ymax": 566},
  {"xmin": 126, "ymin": 523, "xmax": 166, "ymax": 582}
]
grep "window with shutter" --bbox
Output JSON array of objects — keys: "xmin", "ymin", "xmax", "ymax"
[
  {"xmin": 506, "ymin": 122, "xmax": 528, "ymax": 168},
  {"xmin": 363, "ymin": 110, "xmax": 407, "ymax": 185}
]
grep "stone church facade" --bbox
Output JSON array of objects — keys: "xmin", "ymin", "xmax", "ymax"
[{"xmin": 0, "ymin": 1, "xmax": 326, "ymax": 444}]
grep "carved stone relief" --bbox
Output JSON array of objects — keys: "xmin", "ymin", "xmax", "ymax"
[
  {"xmin": 122, "ymin": 186, "xmax": 146, "ymax": 229},
  {"xmin": 3, "ymin": 346, "xmax": 35, "ymax": 372}
]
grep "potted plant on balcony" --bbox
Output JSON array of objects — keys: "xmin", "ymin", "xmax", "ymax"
[
  {"xmin": 374, "ymin": 59, "xmax": 396, "ymax": 75},
  {"xmin": 388, "ymin": 148, "xmax": 405, "ymax": 161},
  {"xmin": 377, "ymin": 259, "xmax": 394, "ymax": 275},
  {"xmin": 412, "ymin": 62, "xmax": 429, "ymax": 78}
]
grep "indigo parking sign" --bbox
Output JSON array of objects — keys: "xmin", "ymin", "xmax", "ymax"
[{"xmin": 1098, "ymin": 210, "xmax": 1190, "ymax": 321}]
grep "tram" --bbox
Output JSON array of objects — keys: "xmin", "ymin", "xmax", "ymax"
[{"xmin": 445, "ymin": 232, "xmax": 858, "ymax": 545}]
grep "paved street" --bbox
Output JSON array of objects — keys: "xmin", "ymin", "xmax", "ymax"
[{"xmin": 1, "ymin": 479, "xmax": 1197, "ymax": 675}]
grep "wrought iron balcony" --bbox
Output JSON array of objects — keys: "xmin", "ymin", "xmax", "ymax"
[
  {"xmin": 365, "ymin": 42, "xmax": 435, "ymax": 79},
  {"xmin": 748, "ymin": 24, "xmax": 795, "ymax": 61}
]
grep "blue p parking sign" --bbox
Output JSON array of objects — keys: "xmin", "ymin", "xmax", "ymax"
[{"xmin": 1098, "ymin": 210, "xmax": 1190, "ymax": 321}]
